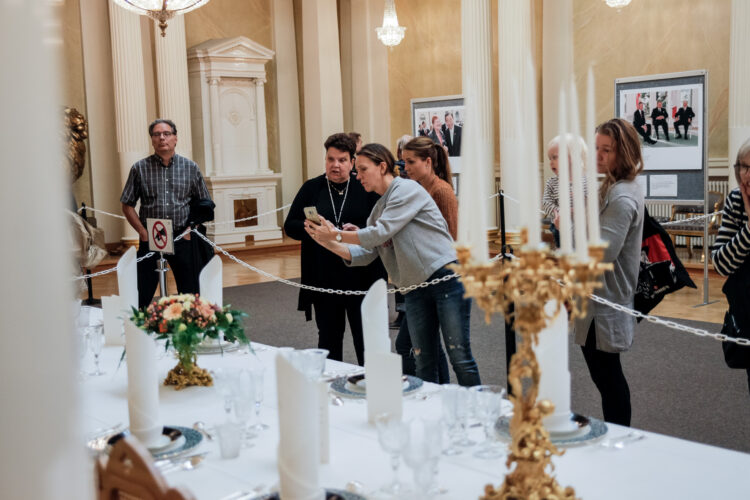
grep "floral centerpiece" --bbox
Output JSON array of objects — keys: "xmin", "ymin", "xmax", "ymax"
[{"xmin": 130, "ymin": 293, "xmax": 249, "ymax": 389}]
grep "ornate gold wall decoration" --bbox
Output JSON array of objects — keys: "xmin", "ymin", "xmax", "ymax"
[{"xmin": 64, "ymin": 106, "xmax": 88, "ymax": 183}]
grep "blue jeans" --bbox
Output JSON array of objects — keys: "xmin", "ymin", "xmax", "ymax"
[
  {"xmin": 403, "ymin": 266, "xmax": 481, "ymax": 386},
  {"xmin": 395, "ymin": 314, "xmax": 450, "ymax": 383}
]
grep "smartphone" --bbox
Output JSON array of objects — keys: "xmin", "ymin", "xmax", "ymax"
[{"xmin": 304, "ymin": 206, "xmax": 322, "ymax": 225}]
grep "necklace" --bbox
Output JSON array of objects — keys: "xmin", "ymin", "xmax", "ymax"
[{"xmin": 326, "ymin": 176, "xmax": 350, "ymax": 228}]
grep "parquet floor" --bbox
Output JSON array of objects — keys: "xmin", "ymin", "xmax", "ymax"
[{"xmin": 80, "ymin": 240, "xmax": 726, "ymax": 326}]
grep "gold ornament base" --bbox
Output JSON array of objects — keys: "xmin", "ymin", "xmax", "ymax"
[{"xmin": 164, "ymin": 362, "xmax": 213, "ymax": 390}]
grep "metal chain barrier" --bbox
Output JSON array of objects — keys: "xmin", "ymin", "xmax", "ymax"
[
  {"xmin": 204, "ymin": 203, "xmax": 292, "ymax": 226},
  {"xmin": 659, "ymin": 211, "xmax": 719, "ymax": 226},
  {"xmin": 77, "ymin": 206, "xmax": 127, "ymax": 220}
]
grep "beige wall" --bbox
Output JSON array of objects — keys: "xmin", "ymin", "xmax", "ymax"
[
  {"xmin": 63, "ymin": 0, "xmax": 91, "ymax": 208},
  {"xmin": 574, "ymin": 0, "xmax": 729, "ymax": 160},
  {"xmin": 185, "ymin": 0, "xmax": 281, "ymax": 174}
]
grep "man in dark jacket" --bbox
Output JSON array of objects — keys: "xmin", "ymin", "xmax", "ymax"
[
  {"xmin": 633, "ymin": 102, "xmax": 656, "ymax": 145},
  {"xmin": 674, "ymin": 100, "xmax": 696, "ymax": 139},
  {"xmin": 650, "ymin": 100, "xmax": 670, "ymax": 141}
]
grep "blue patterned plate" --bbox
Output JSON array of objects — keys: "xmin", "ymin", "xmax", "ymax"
[
  {"xmin": 330, "ymin": 375, "xmax": 423, "ymax": 399},
  {"xmin": 106, "ymin": 425, "xmax": 203, "ymax": 460},
  {"xmin": 494, "ymin": 413, "xmax": 607, "ymax": 448},
  {"xmin": 248, "ymin": 488, "xmax": 366, "ymax": 500}
]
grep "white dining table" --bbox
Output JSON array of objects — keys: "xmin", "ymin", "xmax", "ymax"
[{"xmin": 81, "ymin": 344, "xmax": 750, "ymax": 500}]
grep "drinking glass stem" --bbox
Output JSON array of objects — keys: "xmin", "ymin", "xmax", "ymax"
[
  {"xmin": 94, "ymin": 354, "xmax": 100, "ymax": 373},
  {"xmin": 390, "ymin": 453, "xmax": 400, "ymax": 489}
]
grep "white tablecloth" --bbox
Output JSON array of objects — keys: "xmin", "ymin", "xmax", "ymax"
[{"xmin": 81, "ymin": 345, "xmax": 750, "ymax": 500}]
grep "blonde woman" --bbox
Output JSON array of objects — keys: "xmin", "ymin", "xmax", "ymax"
[{"xmin": 574, "ymin": 118, "xmax": 645, "ymax": 426}]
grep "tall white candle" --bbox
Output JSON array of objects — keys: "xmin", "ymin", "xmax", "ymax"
[
  {"xmin": 511, "ymin": 80, "xmax": 533, "ymax": 245},
  {"xmin": 525, "ymin": 59, "xmax": 542, "ymax": 247},
  {"xmin": 568, "ymin": 79, "xmax": 588, "ymax": 262},
  {"xmin": 585, "ymin": 67, "xmax": 601, "ymax": 243},
  {"xmin": 557, "ymin": 89, "xmax": 573, "ymax": 254}
]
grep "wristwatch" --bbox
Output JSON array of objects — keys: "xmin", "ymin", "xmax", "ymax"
[{"xmin": 335, "ymin": 230, "xmax": 342, "ymax": 242}]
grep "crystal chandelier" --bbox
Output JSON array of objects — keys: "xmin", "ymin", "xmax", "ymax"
[
  {"xmin": 112, "ymin": 0, "xmax": 211, "ymax": 37},
  {"xmin": 605, "ymin": 0, "xmax": 632, "ymax": 9},
  {"xmin": 376, "ymin": 0, "xmax": 406, "ymax": 47}
]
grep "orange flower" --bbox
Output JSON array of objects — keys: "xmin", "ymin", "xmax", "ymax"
[{"xmin": 162, "ymin": 302, "xmax": 183, "ymax": 321}]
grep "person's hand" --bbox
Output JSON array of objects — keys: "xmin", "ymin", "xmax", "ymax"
[
  {"xmin": 553, "ymin": 209, "xmax": 560, "ymax": 228},
  {"xmin": 341, "ymin": 223, "xmax": 359, "ymax": 231},
  {"xmin": 304, "ymin": 214, "xmax": 337, "ymax": 243}
]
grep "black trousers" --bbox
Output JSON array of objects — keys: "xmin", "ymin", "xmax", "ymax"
[
  {"xmin": 674, "ymin": 121, "xmax": 691, "ymax": 138},
  {"xmin": 580, "ymin": 322, "xmax": 632, "ymax": 426},
  {"xmin": 635, "ymin": 123, "xmax": 652, "ymax": 142},
  {"xmin": 313, "ymin": 294, "xmax": 365, "ymax": 365},
  {"xmin": 653, "ymin": 120, "xmax": 669, "ymax": 140},
  {"xmin": 136, "ymin": 238, "xmax": 201, "ymax": 308}
]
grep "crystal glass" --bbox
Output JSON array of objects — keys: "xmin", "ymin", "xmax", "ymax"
[
  {"xmin": 76, "ymin": 325, "xmax": 88, "ymax": 379},
  {"xmin": 249, "ymin": 365, "xmax": 269, "ymax": 431},
  {"xmin": 401, "ymin": 418, "xmax": 443, "ymax": 500},
  {"xmin": 213, "ymin": 368, "xmax": 241, "ymax": 415},
  {"xmin": 87, "ymin": 322, "xmax": 105, "ymax": 376},
  {"xmin": 440, "ymin": 385, "xmax": 463, "ymax": 455},
  {"xmin": 450, "ymin": 386, "xmax": 476, "ymax": 447},
  {"xmin": 216, "ymin": 421, "xmax": 242, "ymax": 459},
  {"xmin": 375, "ymin": 413, "xmax": 409, "ymax": 497},
  {"xmin": 470, "ymin": 385, "xmax": 507, "ymax": 459},
  {"xmin": 302, "ymin": 348, "xmax": 329, "ymax": 379},
  {"xmin": 232, "ymin": 370, "xmax": 257, "ymax": 446}
]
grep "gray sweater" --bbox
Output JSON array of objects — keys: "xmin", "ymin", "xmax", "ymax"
[
  {"xmin": 347, "ymin": 177, "xmax": 457, "ymax": 289},
  {"xmin": 574, "ymin": 179, "xmax": 644, "ymax": 352}
]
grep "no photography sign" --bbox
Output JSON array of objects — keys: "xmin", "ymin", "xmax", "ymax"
[{"xmin": 147, "ymin": 218, "xmax": 174, "ymax": 254}]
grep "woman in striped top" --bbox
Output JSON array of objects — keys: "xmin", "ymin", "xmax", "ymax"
[{"xmin": 711, "ymin": 137, "xmax": 750, "ymax": 392}]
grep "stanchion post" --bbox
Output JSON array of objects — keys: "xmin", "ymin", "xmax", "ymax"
[{"xmin": 157, "ymin": 252, "xmax": 169, "ymax": 297}]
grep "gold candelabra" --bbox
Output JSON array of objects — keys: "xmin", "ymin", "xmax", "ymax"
[{"xmin": 451, "ymin": 231, "xmax": 611, "ymax": 500}]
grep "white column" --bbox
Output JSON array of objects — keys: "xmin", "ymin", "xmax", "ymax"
[
  {"xmin": 208, "ymin": 77, "xmax": 224, "ymax": 176},
  {"xmin": 109, "ymin": 0, "xmax": 150, "ymax": 242},
  {"xmin": 154, "ymin": 15, "xmax": 193, "ymax": 158},
  {"xmin": 1, "ymin": 1, "xmax": 91, "ymax": 499},
  {"xmin": 80, "ymin": 0, "xmax": 122, "ymax": 243},
  {"xmin": 457, "ymin": 0, "xmax": 493, "ymax": 261},
  {"xmin": 348, "ymin": 0, "xmax": 390, "ymax": 146},
  {"xmin": 498, "ymin": 0, "xmax": 534, "ymax": 234},
  {"xmin": 272, "ymin": 0, "xmax": 303, "ymax": 214},
  {"xmin": 302, "ymin": 0, "xmax": 344, "ymax": 178},
  {"xmin": 541, "ymin": 0, "xmax": 573, "ymax": 172},
  {"xmin": 729, "ymin": 0, "xmax": 750, "ymax": 189},
  {"xmin": 255, "ymin": 79, "xmax": 271, "ymax": 173}
]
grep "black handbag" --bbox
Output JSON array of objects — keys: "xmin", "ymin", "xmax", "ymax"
[{"xmin": 720, "ymin": 260, "xmax": 750, "ymax": 369}]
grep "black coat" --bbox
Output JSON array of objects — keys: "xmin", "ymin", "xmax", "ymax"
[
  {"xmin": 675, "ymin": 106, "xmax": 695, "ymax": 124},
  {"xmin": 633, "ymin": 109, "xmax": 648, "ymax": 128},
  {"xmin": 441, "ymin": 124, "xmax": 462, "ymax": 156},
  {"xmin": 284, "ymin": 173, "xmax": 386, "ymax": 319}
]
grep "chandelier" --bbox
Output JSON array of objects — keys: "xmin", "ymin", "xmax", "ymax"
[
  {"xmin": 376, "ymin": 0, "xmax": 406, "ymax": 47},
  {"xmin": 112, "ymin": 0, "xmax": 211, "ymax": 37},
  {"xmin": 605, "ymin": 0, "xmax": 632, "ymax": 9}
]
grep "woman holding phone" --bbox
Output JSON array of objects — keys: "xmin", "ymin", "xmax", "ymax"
[
  {"xmin": 284, "ymin": 133, "xmax": 385, "ymax": 365},
  {"xmin": 304, "ymin": 143, "xmax": 481, "ymax": 386}
]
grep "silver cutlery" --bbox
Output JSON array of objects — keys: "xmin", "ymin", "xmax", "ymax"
[
  {"xmin": 86, "ymin": 423, "xmax": 125, "ymax": 452},
  {"xmin": 329, "ymin": 393, "xmax": 344, "ymax": 406},
  {"xmin": 192, "ymin": 421, "xmax": 214, "ymax": 440},
  {"xmin": 155, "ymin": 452, "xmax": 208, "ymax": 474},
  {"xmin": 599, "ymin": 430, "xmax": 645, "ymax": 449},
  {"xmin": 219, "ymin": 484, "xmax": 268, "ymax": 500}
]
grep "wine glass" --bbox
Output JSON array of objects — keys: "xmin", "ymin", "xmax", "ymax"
[
  {"xmin": 249, "ymin": 365, "xmax": 269, "ymax": 431},
  {"xmin": 76, "ymin": 325, "xmax": 88, "ymax": 379},
  {"xmin": 87, "ymin": 322, "xmax": 105, "ymax": 376},
  {"xmin": 232, "ymin": 369, "xmax": 257, "ymax": 446},
  {"xmin": 375, "ymin": 413, "xmax": 409, "ymax": 497},
  {"xmin": 401, "ymin": 418, "xmax": 443, "ymax": 500},
  {"xmin": 213, "ymin": 367, "xmax": 241, "ymax": 415},
  {"xmin": 470, "ymin": 385, "xmax": 506, "ymax": 459}
]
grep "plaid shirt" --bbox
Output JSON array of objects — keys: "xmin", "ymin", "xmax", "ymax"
[{"xmin": 120, "ymin": 153, "xmax": 211, "ymax": 232}]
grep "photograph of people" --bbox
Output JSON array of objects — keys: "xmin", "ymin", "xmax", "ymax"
[
  {"xmin": 441, "ymin": 111, "xmax": 462, "ymax": 156},
  {"xmin": 429, "ymin": 114, "xmax": 445, "ymax": 147}
]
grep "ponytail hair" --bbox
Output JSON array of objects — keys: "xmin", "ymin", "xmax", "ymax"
[{"xmin": 402, "ymin": 136, "xmax": 453, "ymax": 182}]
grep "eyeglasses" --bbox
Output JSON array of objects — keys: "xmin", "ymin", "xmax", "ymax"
[
  {"xmin": 151, "ymin": 131, "xmax": 174, "ymax": 138},
  {"xmin": 734, "ymin": 163, "xmax": 750, "ymax": 175}
]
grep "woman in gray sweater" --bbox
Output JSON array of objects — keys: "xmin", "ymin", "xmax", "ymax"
[
  {"xmin": 304, "ymin": 143, "xmax": 481, "ymax": 386},
  {"xmin": 574, "ymin": 118, "xmax": 644, "ymax": 426}
]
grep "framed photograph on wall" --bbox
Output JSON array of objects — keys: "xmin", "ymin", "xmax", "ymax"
[{"xmin": 410, "ymin": 95, "xmax": 465, "ymax": 174}]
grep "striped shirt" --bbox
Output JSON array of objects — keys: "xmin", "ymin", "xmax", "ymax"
[
  {"xmin": 711, "ymin": 188, "xmax": 750, "ymax": 276},
  {"xmin": 542, "ymin": 176, "xmax": 589, "ymax": 219},
  {"xmin": 120, "ymin": 154, "xmax": 210, "ymax": 232}
]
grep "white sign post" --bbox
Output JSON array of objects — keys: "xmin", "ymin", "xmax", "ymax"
[{"xmin": 146, "ymin": 218, "xmax": 174, "ymax": 298}]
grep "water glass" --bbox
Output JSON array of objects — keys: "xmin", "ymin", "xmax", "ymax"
[
  {"xmin": 216, "ymin": 421, "xmax": 242, "ymax": 459},
  {"xmin": 302, "ymin": 348, "xmax": 329, "ymax": 379},
  {"xmin": 440, "ymin": 385, "xmax": 464, "ymax": 455},
  {"xmin": 87, "ymin": 322, "xmax": 105, "ymax": 376},
  {"xmin": 213, "ymin": 367, "xmax": 241, "ymax": 415},
  {"xmin": 375, "ymin": 413, "xmax": 409, "ymax": 497},
  {"xmin": 470, "ymin": 385, "xmax": 506, "ymax": 459},
  {"xmin": 232, "ymin": 370, "xmax": 257, "ymax": 446},
  {"xmin": 401, "ymin": 418, "xmax": 443, "ymax": 500}
]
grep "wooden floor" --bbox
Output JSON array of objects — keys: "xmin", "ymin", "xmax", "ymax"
[{"xmin": 81, "ymin": 240, "xmax": 727, "ymax": 326}]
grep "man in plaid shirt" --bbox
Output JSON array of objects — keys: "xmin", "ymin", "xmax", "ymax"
[{"xmin": 120, "ymin": 119, "xmax": 212, "ymax": 308}]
